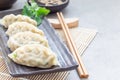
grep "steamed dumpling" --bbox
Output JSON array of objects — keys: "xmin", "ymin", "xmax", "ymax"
[
  {"xmin": 6, "ymin": 22, "xmax": 44, "ymax": 37},
  {"xmin": 8, "ymin": 44, "xmax": 58, "ymax": 68},
  {"xmin": 1, "ymin": 14, "xmax": 37, "ymax": 28},
  {"xmin": 7, "ymin": 31, "xmax": 49, "ymax": 51},
  {"xmin": 0, "ymin": 14, "xmax": 16, "ymax": 28}
]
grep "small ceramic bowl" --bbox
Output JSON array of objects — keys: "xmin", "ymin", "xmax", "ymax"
[
  {"xmin": 28, "ymin": 0, "xmax": 69, "ymax": 13},
  {"xmin": 0, "ymin": 0, "xmax": 17, "ymax": 10}
]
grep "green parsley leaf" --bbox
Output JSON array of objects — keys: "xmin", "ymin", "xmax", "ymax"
[
  {"xmin": 13, "ymin": 53, "xmax": 17, "ymax": 59},
  {"xmin": 22, "ymin": 0, "xmax": 50, "ymax": 26}
]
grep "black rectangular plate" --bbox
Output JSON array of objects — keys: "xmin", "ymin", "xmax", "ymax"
[{"xmin": 0, "ymin": 9, "xmax": 78, "ymax": 77}]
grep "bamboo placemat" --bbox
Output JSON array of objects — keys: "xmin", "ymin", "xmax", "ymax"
[
  {"xmin": 0, "ymin": 27, "xmax": 97, "ymax": 80},
  {"xmin": 57, "ymin": 27, "xmax": 97, "ymax": 55}
]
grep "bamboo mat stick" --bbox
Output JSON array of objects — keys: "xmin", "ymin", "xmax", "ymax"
[{"xmin": 56, "ymin": 12, "xmax": 89, "ymax": 78}]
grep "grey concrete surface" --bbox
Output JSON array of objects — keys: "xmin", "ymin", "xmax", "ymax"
[
  {"xmin": 1, "ymin": 0, "xmax": 120, "ymax": 80},
  {"xmin": 65, "ymin": 0, "xmax": 120, "ymax": 80}
]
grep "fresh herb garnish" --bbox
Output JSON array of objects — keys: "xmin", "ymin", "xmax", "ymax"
[
  {"xmin": 22, "ymin": 0, "xmax": 50, "ymax": 25},
  {"xmin": 13, "ymin": 53, "xmax": 17, "ymax": 58}
]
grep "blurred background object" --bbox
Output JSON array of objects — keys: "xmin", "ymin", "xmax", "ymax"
[
  {"xmin": 28, "ymin": 0, "xmax": 69, "ymax": 13},
  {"xmin": 0, "ymin": 0, "xmax": 17, "ymax": 10}
]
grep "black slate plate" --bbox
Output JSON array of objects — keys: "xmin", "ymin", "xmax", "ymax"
[{"xmin": 0, "ymin": 9, "xmax": 78, "ymax": 77}]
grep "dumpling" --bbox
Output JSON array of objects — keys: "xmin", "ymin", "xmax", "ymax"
[
  {"xmin": 0, "ymin": 14, "xmax": 16, "ymax": 28},
  {"xmin": 6, "ymin": 22, "xmax": 44, "ymax": 37},
  {"xmin": 8, "ymin": 44, "xmax": 58, "ymax": 68},
  {"xmin": 16, "ymin": 14, "xmax": 37, "ymax": 26},
  {"xmin": 1, "ymin": 14, "xmax": 37, "ymax": 28},
  {"xmin": 7, "ymin": 31, "xmax": 49, "ymax": 51}
]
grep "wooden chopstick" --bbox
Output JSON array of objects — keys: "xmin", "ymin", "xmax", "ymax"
[{"xmin": 56, "ymin": 12, "xmax": 89, "ymax": 78}]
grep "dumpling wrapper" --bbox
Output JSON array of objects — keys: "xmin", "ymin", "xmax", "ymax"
[
  {"xmin": 0, "ymin": 14, "xmax": 37, "ymax": 28},
  {"xmin": 6, "ymin": 22, "xmax": 44, "ymax": 37},
  {"xmin": 8, "ymin": 44, "xmax": 58, "ymax": 68},
  {"xmin": 7, "ymin": 31, "xmax": 49, "ymax": 51}
]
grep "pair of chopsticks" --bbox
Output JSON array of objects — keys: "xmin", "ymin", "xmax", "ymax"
[{"xmin": 56, "ymin": 12, "xmax": 89, "ymax": 78}]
